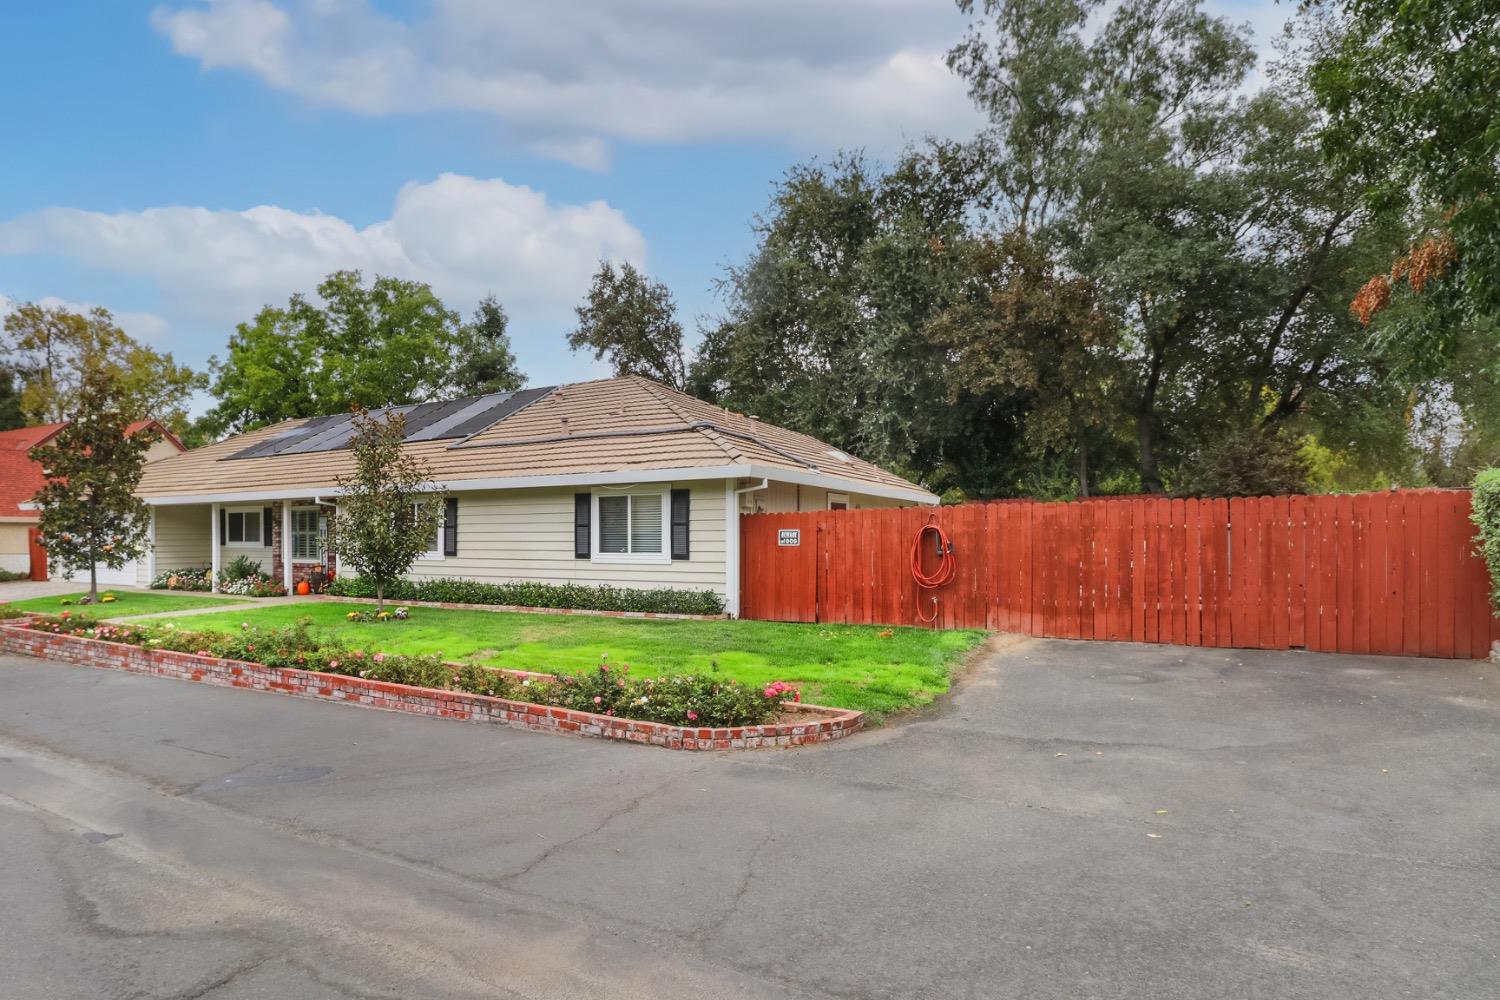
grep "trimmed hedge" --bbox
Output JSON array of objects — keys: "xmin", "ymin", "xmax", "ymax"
[
  {"xmin": 1472, "ymin": 469, "xmax": 1500, "ymax": 611},
  {"xmin": 322, "ymin": 575, "xmax": 726, "ymax": 616}
]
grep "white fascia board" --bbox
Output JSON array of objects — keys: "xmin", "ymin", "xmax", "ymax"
[
  {"xmin": 139, "ymin": 462, "xmax": 939, "ymax": 506},
  {"xmin": 741, "ymin": 464, "xmax": 940, "ymax": 505},
  {"xmin": 140, "ymin": 466, "xmax": 753, "ymax": 505}
]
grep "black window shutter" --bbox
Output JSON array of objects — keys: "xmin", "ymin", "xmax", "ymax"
[
  {"xmin": 219, "ymin": 507, "xmax": 227, "ymax": 543},
  {"xmin": 574, "ymin": 493, "xmax": 591, "ymax": 558},
  {"xmin": 670, "ymin": 488, "xmax": 690, "ymax": 560},
  {"xmin": 443, "ymin": 497, "xmax": 458, "ymax": 556},
  {"xmin": 263, "ymin": 508, "xmax": 274, "ymax": 543}
]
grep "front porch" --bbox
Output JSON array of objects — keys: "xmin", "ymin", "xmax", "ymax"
[{"xmin": 150, "ymin": 499, "xmax": 338, "ymax": 594}]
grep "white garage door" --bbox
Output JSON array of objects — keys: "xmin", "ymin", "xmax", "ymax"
[{"xmin": 91, "ymin": 559, "xmax": 140, "ymax": 587}]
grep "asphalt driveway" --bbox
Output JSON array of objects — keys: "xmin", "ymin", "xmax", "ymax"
[{"xmin": 1, "ymin": 637, "xmax": 1495, "ymax": 999}]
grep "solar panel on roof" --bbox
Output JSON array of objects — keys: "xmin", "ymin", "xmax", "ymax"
[
  {"xmin": 226, "ymin": 414, "xmax": 346, "ymax": 460},
  {"xmin": 399, "ymin": 397, "xmax": 477, "ymax": 437},
  {"xmin": 440, "ymin": 386, "xmax": 553, "ymax": 441},
  {"xmin": 221, "ymin": 388, "xmax": 554, "ymax": 461}
]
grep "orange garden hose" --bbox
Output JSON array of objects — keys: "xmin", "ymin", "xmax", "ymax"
[{"xmin": 911, "ymin": 519, "xmax": 956, "ymax": 624}]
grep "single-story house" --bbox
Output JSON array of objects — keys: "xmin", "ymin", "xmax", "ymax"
[
  {"xmin": 1, "ymin": 419, "xmax": 185, "ymax": 580},
  {"xmin": 133, "ymin": 376, "xmax": 937, "ymax": 614}
]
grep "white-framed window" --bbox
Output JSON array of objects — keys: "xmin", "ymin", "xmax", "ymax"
[
  {"xmin": 224, "ymin": 507, "xmax": 264, "ymax": 547},
  {"xmin": 592, "ymin": 488, "xmax": 670, "ymax": 564},
  {"xmin": 415, "ymin": 502, "xmax": 443, "ymax": 559},
  {"xmin": 827, "ymin": 492, "xmax": 850, "ymax": 511},
  {"xmin": 290, "ymin": 508, "xmax": 322, "ymax": 563}
]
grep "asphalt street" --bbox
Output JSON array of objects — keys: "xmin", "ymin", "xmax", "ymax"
[{"xmin": 1, "ymin": 638, "xmax": 1495, "ymax": 999}]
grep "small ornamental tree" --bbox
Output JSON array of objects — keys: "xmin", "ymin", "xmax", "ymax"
[
  {"xmin": 332, "ymin": 407, "xmax": 446, "ymax": 612},
  {"xmin": 29, "ymin": 367, "xmax": 160, "ymax": 603}
]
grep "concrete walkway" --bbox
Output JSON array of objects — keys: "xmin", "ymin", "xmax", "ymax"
[
  {"xmin": 0, "ymin": 580, "xmax": 148, "ymax": 602},
  {"xmin": 107, "ymin": 596, "xmax": 326, "ymax": 623},
  {"xmin": 1, "ymin": 638, "xmax": 1494, "ymax": 999}
]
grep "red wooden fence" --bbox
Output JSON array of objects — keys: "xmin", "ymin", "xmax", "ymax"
[{"xmin": 739, "ymin": 489, "xmax": 1500, "ymax": 659}]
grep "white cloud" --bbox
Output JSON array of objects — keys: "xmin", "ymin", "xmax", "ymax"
[
  {"xmin": 150, "ymin": 0, "xmax": 982, "ymax": 166},
  {"xmin": 0, "ymin": 294, "xmax": 172, "ymax": 346},
  {"xmin": 0, "ymin": 173, "xmax": 646, "ymax": 329}
]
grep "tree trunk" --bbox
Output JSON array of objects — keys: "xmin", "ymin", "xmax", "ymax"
[
  {"xmin": 87, "ymin": 494, "xmax": 99, "ymax": 603},
  {"xmin": 375, "ymin": 580, "xmax": 384, "ymax": 614},
  {"xmin": 1136, "ymin": 406, "xmax": 1163, "ymax": 494},
  {"xmin": 1076, "ymin": 438, "xmax": 1091, "ymax": 498}
]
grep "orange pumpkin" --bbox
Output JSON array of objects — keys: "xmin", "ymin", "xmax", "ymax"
[{"xmin": 295, "ymin": 580, "xmax": 311, "ymax": 596}]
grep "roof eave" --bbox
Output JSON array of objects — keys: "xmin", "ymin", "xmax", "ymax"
[{"xmin": 139, "ymin": 463, "xmax": 938, "ymax": 506}]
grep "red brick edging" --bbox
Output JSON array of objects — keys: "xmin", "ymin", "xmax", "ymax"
[
  {"xmin": 313, "ymin": 595, "xmax": 727, "ymax": 621},
  {"xmin": 0, "ymin": 622, "xmax": 861, "ymax": 751}
]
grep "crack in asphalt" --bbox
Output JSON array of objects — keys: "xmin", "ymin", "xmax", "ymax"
[
  {"xmin": 693, "ymin": 820, "xmax": 774, "ymax": 945},
  {"xmin": 501, "ymin": 769, "xmax": 701, "ymax": 883}
]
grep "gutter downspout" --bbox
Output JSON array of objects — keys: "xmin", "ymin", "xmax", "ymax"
[{"xmin": 725, "ymin": 478, "xmax": 769, "ymax": 619}]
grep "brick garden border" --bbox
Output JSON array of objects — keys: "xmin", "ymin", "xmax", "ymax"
[
  {"xmin": 0, "ymin": 621, "xmax": 861, "ymax": 751},
  {"xmin": 312, "ymin": 595, "xmax": 727, "ymax": 621}
]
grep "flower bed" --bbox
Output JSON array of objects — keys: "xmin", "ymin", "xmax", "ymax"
[
  {"xmin": 18, "ymin": 613, "xmax": 827, "ymax": 730},
  {"xmin": 152, "ymin": 566, "xmax": 212, "ymax": 591},
  {"xmin": 0, "ymin": 615, "xmax": 861, "ymax": 750},
  {"xmin": 152, "ymin": 562, "xmax": 288, "ymax": 597}
]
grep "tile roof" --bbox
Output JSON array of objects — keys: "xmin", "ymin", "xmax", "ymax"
[
  {"xmin": 0, "ymin": 423, "xmax": 66, "ymax": 451},
  {"xmin": 0, "ymin": 419, "xmax": 186, "ymax": 519},
  {"xmin": 137, "ymin": 376, "xmax": 934, "ymax": 501},
  {"xmin": 0, "ymin": 425, "xmax": 63, "ymax": 520}
]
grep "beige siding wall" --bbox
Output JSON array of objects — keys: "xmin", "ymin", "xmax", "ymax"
[
  {"xmin": 144, "ymin": 439, "xmax": 183, "ymax": 464},
  {"xmin": 0, "ymin": 523, "xmax": 29, "ymax": 575},
  {"xmin": 153, "ymin": 504, "xmax": 213, "ymax": 574},
  {"xmin": 406, "ymin": 482, "xmax": 729, "ymax": 596},
  {"xmin": 742, "ymin": 480, "xmax": 908, "ymax": 514}
]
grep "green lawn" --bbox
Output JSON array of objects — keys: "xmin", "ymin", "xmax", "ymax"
[
  {"xmin": 4, "ymin": 589, "xmax": 242, "ymax": 617},
  {"xmin": 153, "ymin": 602, "xmax": 987, "ymax": 718}
]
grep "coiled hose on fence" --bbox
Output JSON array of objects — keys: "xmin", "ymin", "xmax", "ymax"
[{"xmin": 911, "ymin": 519, "xmax": 956, "ymax": 624}]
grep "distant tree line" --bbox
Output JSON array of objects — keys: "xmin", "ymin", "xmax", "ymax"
[{"xmin": 572, "ymin": 0, "xmax": 1499, "ymax": 498}]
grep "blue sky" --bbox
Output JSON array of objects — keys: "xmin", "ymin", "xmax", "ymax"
[{"xmin": 0, "ymin": 0, "xmax": 1283, "ymax": 405}]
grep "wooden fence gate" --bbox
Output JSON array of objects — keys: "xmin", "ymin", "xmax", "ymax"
[
  {"xmin": 739, "ymin": 489, "xmax": 1500, "ymax": 659},
  {"xmin": 27, "ymin": 526, "xmax": 48, "ymax": 582}
]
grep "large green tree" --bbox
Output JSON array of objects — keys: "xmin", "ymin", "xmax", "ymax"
[
  {"xmin": 567, "ymin": 262, "xmax": 688, "ymax": 389},
  {"xmin": 694, "ymin": 146, "xmax": 983, "ymax": 485},
  {"xmin": 452, "ymin": 295, "xmax": 525, "ymax": 395},
  {"xmin": 950, "ymin": 0, "xmax": 1413, "ymax": 493},
  {"xmin": 29, "ymin": 368, "xmax": 159, "ymax": 603},
  {"xmin": 0, "ymin": 365, "xmax": 23, "ymax": 431},
  {"xmin": 2, "ymin": 303, "xmax": 204, "ymax": 433},
  {"xmin": 926, "ymin": 231, "xmax": 1121, "ymax": 495},
  {"xmin": 203, "ymin": 272, "xmax": 527, "ymax": 436},
  {"xmin": 1310, "ymin": 0, "xmax": 1499, "ymax": 349}
]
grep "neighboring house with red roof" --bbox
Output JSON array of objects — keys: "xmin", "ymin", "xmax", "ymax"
[{"xmin": 0, "ymin": 419, "xmax": 186, "ymax": 579}]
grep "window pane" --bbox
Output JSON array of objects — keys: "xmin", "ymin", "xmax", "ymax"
[
  {"xmin": 598, "ymin": 496, "xmax": 629, "ymax": 553},
  {"xmin": 227, "ymin": 511, "xmax": 243, "ymax": 543},
  {"xmin": 412, "ymin": 503, "xmax": 437, "ymax": 554},
  {"xmin": 291, "ymin": 510, "xmax": 319, "ymax": 560},
  {"xmin": 630, "ymin": 494, "xmax": 663, "ymax": 553},
  {"xmin": 243, "ymin": 511, "xmax": 261, "ymax": 544}
]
